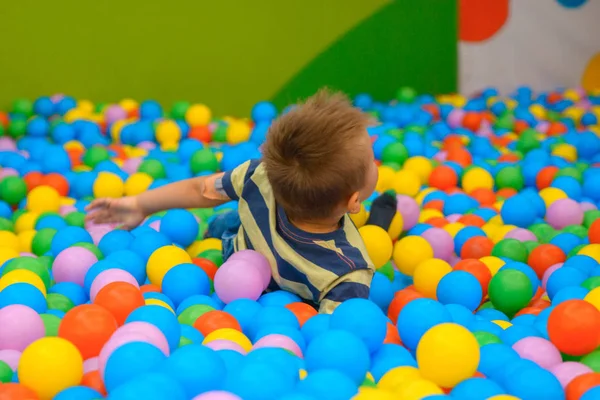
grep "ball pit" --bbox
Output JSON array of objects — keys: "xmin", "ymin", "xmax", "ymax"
[{"xmin": 0, "ymin": 87, "xmax": 598, "ymax": 399}]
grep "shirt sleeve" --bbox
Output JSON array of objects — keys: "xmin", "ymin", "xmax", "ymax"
[
  {"xmin": 221, "ymin": 159, "xmax": 261, "ymax": 201},
  {"xmin": 318, "ymin": 268, "xmax": 374, "ymax": 314}
]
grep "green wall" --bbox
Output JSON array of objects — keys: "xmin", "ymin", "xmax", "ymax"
[{"xmin": 1, "ymin": 0, "xmax": 457, "ymax": 117}]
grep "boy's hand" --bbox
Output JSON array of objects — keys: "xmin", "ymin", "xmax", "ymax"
[{"xmin": 85, "ymin": 196, "xmax": 146, "ymax": 230}]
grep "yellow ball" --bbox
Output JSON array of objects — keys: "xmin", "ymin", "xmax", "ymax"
[
  {"xmin": 443, "ymin": 222, "xmax": 465, "ymax": 238},
  {"xmin": 28, "ymin": 186, "xmax": 60, "ymax": 213},
  {"xmin": 482, "ymin": 223, "xmax": 500, "ymax": 239},
  {"xmin": 396, "ymin": 379, "xmax": 444, "ymax": 400},
  {"xmin": 299, "ymin": 369, "xmax": 308, "ymax": 380},
  {"xmin": 359, "ymin": 225, "xmax": 393, "ymax": 269},
  {"xmin": 63, "ymin": 109, "xmax": 85, "ymax": 123},
  {"xmin": 160, "ymin": 141, "xmax": 179, "ymax": 151},
  {"xmin": 492, "ymin": 320, "xmax": 512, "ymax": 330},
  {"xmin": 376, "ymin": 166, "xmax": 396, "ymax": 193},
  {"xmin": 415, "ymin": 188, "xmax": 436, "ymax": 205},
  {"xmin": 227, "ymin": 121, "xmax": 252, "ymax": 144},
  {"xmin": 461, "ymin": 167, "xmax": 494, "ymax": 193},
  {"xmin": 552, "ymin": 143, "xmax": 577, "ymax": 162},
  {"xmin": 480, "ymin": 256, "xmax": 506, "ymax": 275},
  {"xmin": 488, "ymin": 215, "xmax": 504, "ymax": 226},
  {"xmin": 413, "ymin": 259, "xmax": 452, "ymax": 299},
  {"xmin": 539, "ymin": 186, "xmax": 567, "ymax": 209},
  {"xmin": 14, "ymin": 212, "xmax": 40, "ymax": 234},
  {"xmin": 416, "ymin": 323, "xmax": 480, "ymax": 388},
  {"xmin": 350, "ymin": 204, "xmax": 368, "ymax": 228},
  {"xmin": 0, "ymin": 270, "xmax": 47, "ymax": 296},
  {"xmin": 387, "ymin": 212, "xmax": 404, "ymax": 240},
  {"xmin": 18, "ymin": 230, "xmax": 36, "ymax": 253},
  {"xmin": 186, "ymin": 104, "xmax": 212, "ymax": 126},
  {"xmin": 487, "ymin": 395, "xmax": 521, "ymax": 400},
  {"xmin": 77, "ymin": 100, "xmax": 94, "ymax": 114},
  {"xmin": 93, "ymin": 172, "xmax": 124, "ymax": 198},
  {"xmin": 64, "ymin": 140, "xmax": 85, "ymax": 152},
  {"xmin": 147, "ymin": 245, "xmax": 193, "ymax": 288},
  {"xmin": 187, "ymin": 238, "xmax": 223, "ymax": 257},
  {"xmin": 492, "ymin": 225, "xmax": 516, "ymax": 244},
  {"xmin": 0, "ymin": 231, "xmax": 19, "ymax": 250},
  {"xmin": 578, "ymin": 244, "xmax": 600, "ymax": 263},
  {"xmin": 18, "ymin": 337, "xmax": 84, "ymax": 400},
  {"xmin": 403, "ymin": 156, "xmax": 433, "ymax": 185},
  {"xmin": 119, "ymin": 98, "xmax": 139, "ymax": 112},
  {"xmin": 529, "ymin": 104, "xmax": 547, "ymax": 119},
  {"xmin": 203, "ymin": 328, "xmax": 252, "ymax": 352},
  {"xmin": 145, "ymin": 298, "xmax": 175, "ymax": 313},
  {"xmin": 393, "ymin": 236, "xmax": 434, "ymax": 276},
  {"xmin": 585, "ymin": 287, "xmax": 600, "ymax": 311},
  {"xmin": 352, "ymin": 387, "xmax": 397, "ymax": 400},
  {"xmin": 125, "ymin": 172, "xmax": 153, "ymax": 196},
  {"xmin": 378, "ymin": 366, "xmax": 421, "ymax": 391},
  {"xmin": 418, "ymin": 209, "xmax": 444, "ymax": 223},
  {"xmin": 392, "ymin": 170, "xmax": 421, "ymax": 198},
  {"xmin": 156, "ymin": 119, "xmax": 181, "ymax": 144},
  {"xmin": 0, "ymin": 247, "xmax": 19, "ymax": 267}
]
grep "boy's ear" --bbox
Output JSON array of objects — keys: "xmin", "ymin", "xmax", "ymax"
[{"xmin": 347, "ymin": 192, "xmax": 361, "ymax": 214}]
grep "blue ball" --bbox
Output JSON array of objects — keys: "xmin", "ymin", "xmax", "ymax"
[
  {"xmin": 223, "ymin": 299, "xmax": 262, "ymax": 335},
  {"xmin": 582, "ymin": 386, "xmax": 600, "ymax": 400},
  {"xmin": 161, "ymin": 344, "xmax": 226, "ymax": 397},
  {"xmin": 397, "ymin": 298, "xmax": 452, "ymax": 351},
  {"xmin": 476, "ymin": 308, "xmax": 509, "ymax": 322},
  {"xmin": 33, "ymin": 96, "xmax": 54, "ymax": 117},
  {"xmin": 162, "ymin": 263, "xmax": 211, "ymax": 307},
  {"xmin": 563, "ymin": 255, "xmax": 598, "ymax": 276},
  {"xmin": 105, "ymin": 250, "xmax": 146, "ymax": 285},
  {"xmin": 49, "ymin": 282, "xmax": 88, "ymax": 305},
  {"xmin": 177, "ymin": 139, "xmax": 204, "ymax": 162},
  {"xmin": 445, "ymin": 303, "xmax": 476, "ymax": 327},
  {"xmin": 35, "ymin": 214, "xmax": 68, "ymax": 231},
  {"xmin": 140, "ymin": 100, "xmax": 163, "ymax": 120},
  {"xmin": 104, "ymin": 341, "xmax": 167, "ymax": 392},
  {"xmin": 26, "ymin": 117, "xmax": 50, "ymax": 137},
  {"xmin": 0, "ymin": 201, "xmax": 12, "ymax": 218},
  {"xmin": 511, "ymin": 314, "xmax": 537, "ymax": 327},
  {"xmin": 251, "ymin": 101, "xmax": 277, "ymax": 122},
  {"xmin": 583, "ymin": 174, "xmax": 600, "ymax": 201},
  {"xmin": 71, "ymin": 172, "xmax": 97, "ymax": 199},
  {"xmin": 533, "ymin": 307, "xmax": 553, "ymax": 339},
  {"xmin": 126, "ymin": 305, "xmax": 181, "ymax": 351},
  {"xmin": 370, "ymin": 344, "xmax": 417, "ymax": 382},
  {"xmin": 54, "ymin": 386, "xmax": 102, "ymax": 400},
  {"xmin": 50, "ymin": 226, "xmax": 93, "ymax": 256},
  {"xmin": 552, "ymin": 176, "xmax": 582, "ymax": 201},
  {"xmin": 226, "ymin": 361, "xmax": 296, "ymax": 400},
  {"xmin": 468, "ymin": 318, "xmax": 504, "ymax": 337},
  {"xmin": 553, "ymin": 286, "xmax": 589, "ymax": 304},
  {"xmin": 218, "ymin": 349, "xmax": 244, "ymax": 376},
  {"xmin": 98, "ymin": 229, "xmax": 134, "ymax": 256},
  {"xmin": 304, "ymin": 329, "xmax": 370, "ymax": 384},
  {"xmin": 503, "ymin": 363, "xmax": 564, "ymax": 400},
  {"xmin": 245, "ymin": 347, "xmax": 302, "ymax": 382},
  {"xmin": 296, "ymin": 369, "xmax": 357, "ymax": 400},
  {"xmin": 177, "ymin": 295, "xmax": 221, "ymax": 315},
  {"xmin": 550, "ymin": 233, "xmax": 582, "ymax": 255},
  {"xmin": 254, "ymin": 325, "xmax": 306, "ymax": 353},
  {"xmin": 546, "ymin": 267, "xmax": 587, "ymax": 300},
  {"xmin": 130, "ymin": 231, "xmax": 171, "ymax": 261},
  {"xmin": 143, "ymin": 292, "xmax": 176, "ymax": 310},
  {"xmin": 40, "ymin": 145, "xmax": 71, "ymax": 173},
  {"xmin": 247, "ymin": 306, "xmax": 300, "ymax": 341},
  {"xmin": 258, "ymin": 290, "xmax": 301, "ymax": 307},
  {"xmin": 0, "ymin": 283, "xmax": 47, "ymax": 313},
  {"xmin": 108, "ymin": 372, "xmax": 186, "ymax": 400},
  {"xmin": 330, "ymin": 298, "xmax": 387, "ymax": 353},
  {"xmin": 500, "ymin": 195, "xmax": 537, "ymax": 228},
  {"xmin": 499, "ymin": 325, "xmax": 542, "ymax": 346},
  {"xmin": 180, "ymin": 323, "xmax": 204, "ymax": 344},
  {"xmin": 159, "ymin": 209, "xmax": 199, "ymax": 247},
  {"xmin": 369, "ymin": 272, "xmax": 394, "ymax": 313},
  {"xmin": 301, "ymin": 314, "xmax": 331, "ymax": 345},
  {"xmin": 454, "ymin": 226, "xmax": 486, "ymax": 255},
  {"xmin": 451, "ymin": 378, "xmax": 504, "ymax": 400},
  {"xmin": 477, "ymin": 343, "xmax": 521, "ymax": 380},
  {"xmin": 437, "ymin": 271, "xmax": 483, "ymax": 311},
  {"xmin": 250, "ymin": 122, "xmax": 270, "ymax": 144},
  {"xmin": 51, "ymin": 123, "xmax": 76, "ymax": 144}
]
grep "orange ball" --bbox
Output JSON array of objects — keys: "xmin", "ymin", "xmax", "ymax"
[
  {"xmin": 528, "ymin": 244, "xmax": 566, "ymax": 279},
  {"xmin": 460, "ymin": 236, "xmax": 493, "ymax": 259},
  {"xmin": 498, "ymin": 153, "xmax": 520, "ymax": 163},
  {"xmin": 140, "ymin": 284, "xmax": 161, "ymax": 294},
  {"xmin": 531, "ymin": 298, "xmax": 551, "ymax": 309},
  {"xmin": 58, "ymin": 304, "xmax": 119, "ymax": 359},
  {"xmin": 23, "ymin": 171, "xmax": 44, "ymax": 192},
  {"xmin": 589, "ymin": 219, "xmax": 600, "ymax": 244},
  {"xmin": 429, "ymin": 165, "xmax": 458, "ymax": 191},
  {"xmin": 462, "ymin": 112, "xmax": 482, "ymax": 132},
  {"xmin": 285, "ymin": 302, "xmax": 318, "ymax": 327},
  {"xmin": 442, "ymin": 135, "xmax": 465, "ymax": 151},
  {"xmin": 454, "ymin": 259, "xmax": 492, "ymax": 296},
  {"xmin": 192, "ymin": 258, "xmax": 218, "ymax": 281},
  {"xmin": 68, "ymin": 148, "xmax": 84, "ymax": 167},
  {"xmin": 566, "ymin": 372, "xmax": 600, "ymax": 400},
  {"xmin": 496, "ymin": 187, "xmax": 517, "ymax": 199},
  {"xmin": 189, "ymin": 126, "xmax": 211, "ymax": 143},
  {"xmin": 513, "ymin": 119, "xmax": 529, "ymax": 134},
  {"xmin": 548, "ymin": 300, "xmax": 600, "ymax": 356},
  {"xmin": 42, "ymin": 173, "xmax": 69, "ymax": 197},
  {"xmin": 387, "ymin": 287, "xmax": 423, "ymax": 324},
  {"xmin": 426, "ymin": 217, "xmax": 449, "ymax": 228},
  {"xmin": 383, "ymin": 321, "xmax": 402, "ymax": 345},
  {"xmin": 93, "ymin": 282, "xmax": 145, "ymax": 325},
  {"xmin": 447, "ymin": 148, "xmax": 473, "ymax": 168},
  {"xmin": 547, "ymin": 122, "xmax": 568, "ymax": 136},
  {"xmin": 470, "ymin": 189, "xmax": 497, "ymax": 206},
  {"xmin": 193, "ymin": 310, "xmax": 242, "ymax": 337},
  {"xmin": 423, "ymin": 199, "xmax": 444, "ymax": 211},
  {"xmin": 0, "ymin": 383, "xmax": 39, "ymax": 399},
  {"xmin": 536, "ymin": 166, "xmax": 559, "ymax": 190},
  {"xmin": 457, "ymin": 214, "xmax": 486, "ymax": 227},
  {"xmin": 81, "ymin": 370, "xmax": 107, "ymax": 396},
  {"xmin": 515, "ymin": 307, "xmax": 544, "ymax": 317}
]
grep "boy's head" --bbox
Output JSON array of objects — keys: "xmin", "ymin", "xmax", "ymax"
[{"xmin": 263, "ymin": 89, "xmax": 378, "ymax": 222}]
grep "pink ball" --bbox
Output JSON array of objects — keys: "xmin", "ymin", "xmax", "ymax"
[
  {"xmin": 90, "ymin": 268, "xmax": 139, "ymax": 301},
  {"xmin": 542, "ymin": 263, "xmax": 563, "ymax": 290},
  {"xmin": 138, "ymin": 141, "xmax": 156, "ymax": 151},
  {"xmin": 447, "ymin": 109, "xmax": 465, "ymax": 129},
  {"xmin": 104, "ymin": 105, "xmax": 127, "ymax": 125},
  {"xmin": 546, "ymin": 199, "xmax": 584, "ymax": 229},
  {"xmin": 252, "ymin": 334, "xmax": 303, "ymax": 358},
  {"xmin": 192, "ymin": 392, "xmax": 242, "ymax": 400},
  {"xmin": 204, "ymin": 340, "xmax": 247, "ymax": 354},
  {"xmin": 512, "ymin": 337, "xmax": 562, "ymax": 370},
  {"xmin": 113, "ymin": 322, "xmax": 170, "ymax": 355},
  {"xmin": 0, "ymin": 349, "xmax": 21, "ymax": 371},
  {"xmin": 581, "ymin": 202, "xmax": 597, "ymax": 212},
  {"xmin": 122, "ymin": 157, "xmax": 143, "ymax": 174},
  {"xmin": 84, "ymin": 356, "xmax": 99, "ymax": 373},
  {"xmin": 0, "ymin": 168, "xmax": 18, "ymax": 180},
  {"xmin": 0, "ymin": 138, "xmax": 16, "ymax": 151},
  {"xmin": 52, "ymin": 247, "xmax": 98, "ymax": 286},
  {"xmin": 433, "ymin": 151, "xmax": 447, "ymax": 162},
  {"xmin": 227, "ymin": 250, "xmax": 272, "ymax": 290},
  {"xmin": 214, "ymin": 258, "xmax": 266, "ymax": 304},
  {"xmin": 550, "ymin": 362, "xmax": 592, "ymax": 388},
  {"xmin": 421, "ymin": 227, "xmax": 453, "ymax": 261},
  {"xmin": 0, "ymin": 305, "xmax": 45, "ymax": 351},
  {"xmin": 446, "ymin": 214, "xmax": 462, "ymax": 223},
  {"xmin": 59, "ymin": 205, "xmax": 78, "ymax": 216},
  {"xmin": 536, "ymin": 121, "xmax": 550, "ymax": 133},
  {"xmin": 148, "ymin": 220, "xmax": 161, "ymax": 231},
  {"xmin": 396, "ymin": 195, "xmax": 420, "ymax": 230},
  {"xmin": 504, "ymin": 228, "xmax": 537, "ymax": 242}
]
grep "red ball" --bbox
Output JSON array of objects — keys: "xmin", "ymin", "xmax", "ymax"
[
  {"xmin": 460, "ymin": 236, "xmax": 494, "ymax": 259},
  {"xmin": 536, "ymin": 166, "xmax": 559, "ymax": 190},
  {"xmin": 429, "ymin": 165, "xmax": 458, "ymax": 191},
  {"xmin": 285, "ymin": 302, "xmax": 318, "ymax": 327},
  {"xmin": 93, "ymin": 282, "xmax": 145, "ymax": 325},
  {"xmin": 566, "ymin": 372, "xmax": 600, "ymax": 400},
  {"xmin": 454, "ymin": 258, "xmax": 492, "ymax": 296},
  {"xmin": 548, "ymin": 300, "xmax": 600, "ymax": 356},
  {"xmin": 81, "ymin": 370, "xmax": 107, "ymax": 396},
  {"xmin": 528, "ymin": 244, "xmax": 566, "ymax": 279},
  {"xmin": 589, "ymin": 219, "xmax": 600, "ymax": 244},
  {"xmin": 193, "ymin": 310, "xmax": 242, "ymax": 337},
  {"xmin": 42, "ymin": 173, "xmax": 69, "ymax": 197},
  {"xmin": 192, "ymin": 258, "xmax": 218, "ymax": 281},
  {"xmin": 387, "ymin": 287, "xmax": 423, "ymax": 324},
  {"xmin": 58, "ymin": 304, "xmax": 118, "ymax": 359},
  {"xmin": 23, "ymin": 171, "xmax": 44, "ymax": 192}
]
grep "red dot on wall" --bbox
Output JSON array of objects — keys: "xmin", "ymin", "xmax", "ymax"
[{"xmin": 459, "ymin": 0, "xmax": 510, "ymax": 43}]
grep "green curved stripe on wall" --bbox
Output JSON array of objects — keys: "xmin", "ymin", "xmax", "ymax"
[{"xmin": 271, "ymin": 0, "xmax": 458, "ymax": 108}]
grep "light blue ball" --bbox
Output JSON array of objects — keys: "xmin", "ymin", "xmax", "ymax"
[
  {"xmin": 546, "ymin": 267, "xmax": 587, "ymax": 300},
  {"xmin": 582, "ymin": 386, "xmax": 600, "ymax": 400},
  {"xmin": 247, "ymin": 306, "xmax": 299, "ymax": 341},
  {"xmin": 33, "ymin": 96, "xmax": 54, "ymax": 117},
  {"xmin": 159, "ymin": 209, "xmax": 199, "ymax": 248},
  {"xmin": 130, "ymin": 231, "xmax": 171, "ymax": 261},
  {"xmin": 258, "ymin": 290, "xmax": 301, "ymax": 307},
  {"xmin": 251, "ymin": 101, "xmax": 277, "ymax": 122},
  {"xmin": 301, "ymin": 314, "xmax": 330, "ymax": 345},
  {"xmin": 245, "ymin": 347, "xmax": 302, "ymax": 383},
  {"xmin": 296, "ymin": 369, "xmax": 357, "ymax": 400},
  {"xmin": 108, "ymin": 372, "xmax": 186, "ymax": 400},
  {"xmin": 53, "ymin": 386, "xmax": 102, "ymax": 400},
  {"xmin": 437, "ymin": 271, "xmax": 483, "ymax": 312},
  {"xmin": 140, "ymin": 100, "xmax": 163, "ymax": 120},
  {"xmin": 500, "ymin": 195, "xmax": 537, "ymax": 228},
  {"xmin": 226, "ymin": 361, "xmax": 296, "ymax": 400},
  {"xmin": 370, "ymin": 344, "xmax": 417, "ymax": 382},
  {"xmin": 105, "ymin": 250, "xmax": 146, "ymax": 285},
  {"xmin": 553, "ymin": 286, "xmax": 589, "ymax": 304},
  {"xmin": 499, "ymin": 325, "xmax": 542, "ymax": 346},
  {"xmin": 83, "ymin": 260, "xmax": 123, "ymax": 294},
  {"xmin": 98, "ymin": 229, "xmax": 135, "ymax": 256},
  {"xmin": 477, "ymin": 343, "xmax": 521, "ymax": 380},
  {"xmin": 445, "ymin": 303, "xmax": 476, "ymax": 327},
  {"xmin": 104, "ymin": 342, "xmax": 167, "ymax": 392},
  {"xmin": 50, "ymin": 226, "xmax": 93, "ymax": 256},
  {"xmin": 397, "ymin": 298, "xmax": 452, "ymax": 351},
  {"xmin": 369, "ymin": 272, "xmax": 395, "ymax": 313},
  {"xmin": 162, "ymin": 263, "xmax": 211, "ymax": 307},
  {"xmin": 126, "ymin": 305, "xmax": 182, "ymax": 351},
  {"xmin": 48, "ymin": 282, "xmax": 88, "ymax": 305},
  {"xmin": 502, "ymin": 362, "xmax": 564, "ymax": 400},
  {"xmin": 330, "ymin": 298, "xmax": 387, "ymax": 353},
  {"xmin": 0, "ymin": 283, "xmax": 47, "ymax": 313},
  {"xmin": 223, "ymin": 298, "xmax": 262, "ymax": 335},
  {"xmin": 51, "ymin": 123, "xmax": 76, "ymax": 144},
  {"xmin": 451, "ymin": 378, "xmax": 504, "ymax": 400},
  {"xmin": 180, "ymin": 323, "xmax": 204, "ymax": 344},
  {"xmin": 26, "ymin": 117, "xmax": 50, "ymax": 137}
]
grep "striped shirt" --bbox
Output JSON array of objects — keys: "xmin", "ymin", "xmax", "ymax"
[{"xmin": 220, "ymin": 159, "xmax": 374, "ymax": 313}]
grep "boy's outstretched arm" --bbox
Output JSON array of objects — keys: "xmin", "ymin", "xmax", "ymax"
[{"xmin": 85, "ymin": 173, "xmax": 230, "ymax": 229}]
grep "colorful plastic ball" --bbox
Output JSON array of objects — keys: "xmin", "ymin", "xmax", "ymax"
[
  {"xmin": 393, "ymin": 236, "xmax": 434, "ymax": 276},
  {"xmin": 225, "ymin": 360, "xmax": 296, "ymax": 400},
  {"xmin": 190, "ymin": 148, "xmax": 219, "ymax": 174},
  {"xmin": 126, "ymin": 305, "xmax": 181, "ymax": 351},
  {"xmin": 0, "ymin": 305, "xmax": 44, "ymax": 351},
  {"xmin": 0, "ymin": 283, "xmax": 47, "ymax": 313},
  {"xmin": 92, "ymin": 172, "xmax": 124, "ymax": 199},
  {"xmin": 528, "ymin": 243, "xmax": 567, "ymax": 279},
  {"xmin": 18, "ymin": 337, "xmax": 83, "ymax": 400},
  {"xmin": 52, "ymin": 246, "xmax": 98, "ymax": 287},
  {"xmin": 546, "ymin": 267, "xmax": 586, "ymax": 300},
  {"xmin": 193, "ymin": 310, "xmax": 241, "ymax": 337},
  {"xmin": 296, "ymin": 369, "xmax": 357, "ymax": 400},
  {"xmin": 550, "ymin": 362, "xmax": 593, "ymax": 389},
  {"xmin": 548, "ymin": 300, "xmax": 600, "ymax": 356},
  {"xmin": 146, "ymin": 245, "xmax": 192, "ymax": 288},
  {"xmin": 58, "ymin": 304, "xmax": 118, "ymax": 359},
  {"xmin": 162, "ymin": 263, "xmax": 211, "ymax": 308},
  {"xmin": 512, "ymin": 337, "xmax": 562, "ymax": 369},
  {"xmin": 329, "ymin": 298, "xmax": 386, "ymax": 354},
  {"xmin": 54, "ymin": 386, "xmax": 103, "ymax": 400},
  {"xmin": 451, "ymin": 377, "xmax": 504, "ymax": 400},
  {"xmin": 214, "ymin": 258, "xmax": 268, "ymax": 304},
  {"xmin": 546, "ymin": 198, "xmax": 584, "ymax": 229},
  {"xmin": 185, "ymin": 104, "xmax": 212, "ymax": 126},
  {"xmin": 89, "ymin": 268, "xmax": 139, "ymax": 301},
  {"xmin": 0, "ymin": 269, "xmax": 47, "ymax": 296},
  {"xmin": 50, "ymin": 226, "xmax": 93, "ymax": 256},
  {"xmin": 413, "ymin": 258, "xmax": 452, "ymax": 299},
  {"xmin": 0, "ymin": 176, "xmax": 27, "ymax": 206},
  {"xmin": 258, "ymin": 290, "xmax": 301, "ymax": 308},
  {"xmin": 358, "ymin": 225, "xmax": 393, "ymax": 269},
  {"xmin": 93, "ymin": 282, "xmax": 144, "ymax": 325},
  {"xmin": 159, "ymin": 209, "xmax": 199, "ymax": 248},
  {"xmin": 397, "ymin": 298, "xmax": 452, "ymax": 351},
  {"xmin": 107, "ymin": 371, "xmax": 184, "ymax": 400},
  {"xmin": 103, "ymin": 341, "xmax": 167, "ymax": 392},
  {"xmin": 503, "ymin": 361, "xmax": 565, "ymax": 400},
  {"xmin": 420, "ymin": 228, "xmax": 454, "ymax": 261},
  {"xmin": 437, "ymin": 270, "xmax": 483, "ymax": 311},
  {"xmin": 98, "ymin": 229, "xmax": 134, "ymax": 255},
  {"xmin": 488, "ymin": 269, "xmax": 533, "ymax": 317},
  {"xmin": 500, "ymin": 195, "xmax": 537, "ymax": 228}
]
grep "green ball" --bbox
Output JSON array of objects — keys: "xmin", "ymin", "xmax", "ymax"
[
  {"xmin": 170, "ymin": 101, "xmax": 190, "ymax": 120},
  {"xmin": 575, "ymin": 162, "xmax": 589, "ymax": 174},
  {"xmin": 198, "ymin": 249, "xmax": 223, "ymax": 267},
  {"xmin": 581, "ymin": 350, "xmax": 600, "ymax": 372},
  {"xmin": 212, "ymin": 124, "xmax": 227, "ymax": 143},
  {"xmin": 0, "ymin": 217, "xmax": 14, "ymax": 231},
  {"xmin": 31, "ymin": 228, "xmax": 57, "ymax": 256},
  {"xmin": 191, "ymin": 208, "xmax": 214, "ymax": 221},
  {"xmin": 477, "ymin": 301, "xmax": 495, "ymax": 311},
  {"xmin": 0, "ymin": 124, "xmax": 5, "ymax": 137},
  {"xmin": 562, "ymin": 225, "xmax": 588, "ymax": 239},
  {"xmin": 11, "ymin": 209, "xmax": 26, "ymax": 224},
  {"xmin": 179, "ymin": 336, "xmax": 193, "ymax": 347},
  {"xmin": 8, "ymin": 119, "xmax": 27, "ymax": 139},
  {"xmin": 381, "ymin": 142, "xmax": 409, "ymax": 166},
  {"xmin": 38, "ymin": 255, "xmax": 54, "ymax": 271},
  {"xmin": 95, "ymin": 103, "xmax": 107, "ymax": 113},
  {"xmin": 40, "ymin": 313, "xmax": 62, "ymax": 337},
  {"xmin": 361, "ymin": 377, "xmax": 377, "ymax": 388},
  {"xmin": 2, "ymin": 257, "xmax": 52, "ymax": 289},
  {"xmin": 494, "ymin": 114, "xmax": 514, "ymax": 130},
  {"xmin": 49, "ymin": 118, "xmax": 64, "ymax": 131},
  {"xmin": 473, "ymin": 331, "xmax": 502, "ymax": 347},
  {"xmin": 523, "ymin": 241, "xmax": 540, "ymax": 254},
  {"xmin": 516, "ymin": 129, "xmax": 541, "ymax": 154},
  {"xmin": 396, "ymin": 87, "xmax": 417, "ymax": 103},
  {"xmin": 569, "ymin": 244, "xmax": 587, "ymax": 258},
  {"xmin": 138, "ymin": 159, "xmax": 167, "ymax": 179},
  {"xmin": 13, "ymin": 98, "xmax": 33, "ymax": 116},
  {"xmin": 382, "ymin": 162, "xmax": 401, "ymax": 171},
  {"xmin": 495, "ymin": 166, "xmax": 524, "ymax": 191},
  {"xmin": 0, "ymin": 176, "xmax": 27, "ymax": 205},
  {"xmin": 491, "ymin": 238, "xmax": 528, "ymax": 263},
  {"xmin": 177, "ymin": 304, "xmax": 215, "ymax": 325},
  {"xmin": 582, "ymin": 276, "xmax": 600, "ymax": 291},
  {"xmin": 190, "ymin": 149, "xmax": 219, "ymax": 174},
  {"xmin": 377, "ymin": 261, "xmax": 395, "ymax": 282},
  {"xmin": 488, "ymin": 269, "xmax": 533, "ymax": 317},
  {"xmin": 529, "ymin": 223, "xmax": 557, "ymax": 244},
  {"xmin": 74, "ymin": 242, "xmax": 103, "ymax": 260},
  {"xmin": 388, "ymin": 129, "xmax": 404, "ymax": 141},
  {"xmin": 46, "ymin": 293, "xmax": 75, "ymax": 313},
  {"xmin": 65, "ymin": 211, "xmax": 86, "ymax": 227},
  {"xmin": 83, "ymin": 146, "xmax": 110, "ymax": 168},
  {"xmin": 584, "ymin": 210, "xmax": 600, "ymax": 228},
  {"xmin": 562, "ymin": 353, "xmax": 581, "ymax": 362},
  {"xmin": 0, "ymin": 361, "xmax": 12, "ymax": 383},
  {"xmin": 555, "ymin": 167, "xmax": 582, "ymax": 183}
]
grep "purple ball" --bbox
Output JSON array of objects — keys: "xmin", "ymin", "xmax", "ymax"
[
  {"xmin": 504, "ymin": 228, "xmax": 537, "ymax": 242},
  {"xmin": 52, "ymin": 247, "xmax": 99, "ymax": 286},
  {"xmin": 550, "ymin": 362, "xmax": 593, "ymax": 388},
  {"xmin": 227, "ymin": 250, "xmax": 272, "ymax": 290},
  {"xmin": 214, "ymin": 258, "xmax": 266, "ymax": 304},
  {"xmin": 0, "ymin": 138, "xmax": 16, "ymax": 151},
  {"xmin": 421, "ymin": 228, "xmax": 454, "ymax": 261},
  {"xmin": 512, "ymin": 337, "xmax": 562, "ymax": 369},
  {"xmin": 0, "ymin": 305, "xmax": 45, "ymax": 351},
  {"xmin": 252, "ymin": 334, "xmax": 302, "ymax": 357},
  {"xmin": 546, "ymin": 198, "xmax": 584, "ymax": 229},
  {"xmin": 104, "ymin": 105, "xmax": 127, "ymax": 125},
  {"xmin": 84, "ymin": 356, "xmax": 99, "ymax": 373},
  {"xmin": 122, "ymin": 157, "xmax": 143, "ymax": 174},
  {"xmin": 0, "ymin": 349, "xmax": 21, "ymax": 371},
  {"xmin": 192, "ymin": 392, "xmax": 242, "ymax": 400},
  {"xmin": 446, "ymin": 214, "xmax": 462, "ymax": 223},
  {"xmin": 138, "ymin": 141, "xmax": 156, "ymax": 151},
  {"xmin": 396, "ymin": 195, "xmax": 419, "ymax": 230},
  {"xmin": 447, "ymin": 109, "xmax": 465, "ymax": 129},
  {"xmin": 581, "ymin": 202, "xmax": 597, "ymax": 212},
  {"xmin": 204, "ymin": 340, "xmax": 246, "ymax": 354},
  {"xmin": 0, "ymin": 168, "xmax": 18, "ymax": 181},
  {"xmin": 89, "ymin": 268, "xmax": 139, "ymax": 301}
]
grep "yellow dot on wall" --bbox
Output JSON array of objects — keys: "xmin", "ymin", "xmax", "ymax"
[{"xmin": 582, "ymin": 52, "xmax": 600, "ymax": 92}]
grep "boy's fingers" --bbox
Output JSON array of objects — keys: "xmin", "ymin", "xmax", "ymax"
[{"xmin": 85, "ymin": 198, "xmax": 109, "ymax": 211}]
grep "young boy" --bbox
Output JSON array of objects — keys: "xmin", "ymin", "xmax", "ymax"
[{"xmin": 86, "ymin": 90, "xmax": 396, "ymax": 313}]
